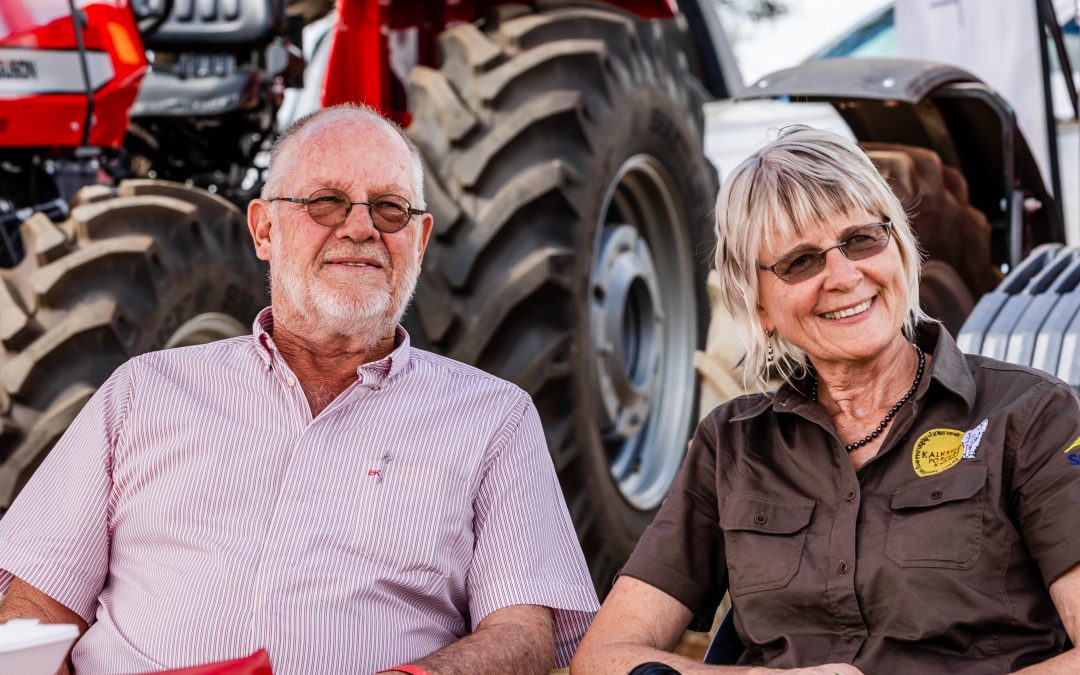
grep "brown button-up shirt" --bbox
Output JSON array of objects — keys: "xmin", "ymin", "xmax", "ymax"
[{"xmin": 623, "ymin": 324, "xmax": 1080, "ymax": 673}]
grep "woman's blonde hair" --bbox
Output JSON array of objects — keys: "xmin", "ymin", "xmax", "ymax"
[{"xmin": 713, "ymin": 126, "xmax": 927, "ymax": 387}]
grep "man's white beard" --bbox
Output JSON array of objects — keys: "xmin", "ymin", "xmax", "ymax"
[{"xmin": 271, "ymin": 236, "xmax": 420, "ymax": 344}]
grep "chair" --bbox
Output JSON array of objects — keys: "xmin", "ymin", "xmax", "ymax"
[{"xmin": 702, "ymin": 607, "xmax": 744, "ymax": 665}]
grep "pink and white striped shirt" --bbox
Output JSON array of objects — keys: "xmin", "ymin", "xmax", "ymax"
[{"xmin": 0, "ymin": 308, "xmax": 598, "ymax": 674}]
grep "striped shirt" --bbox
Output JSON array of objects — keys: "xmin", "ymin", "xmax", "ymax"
[{"xmin": 0, "ymin": 308, "xmax": 598, "ymax": 674}]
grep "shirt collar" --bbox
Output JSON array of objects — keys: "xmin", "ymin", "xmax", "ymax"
[
  {"xmin": 249, "ymin": 307, "xmax": 413, "ymax": 382},
  {"xmin": 914, "ymin": 321, "xmax": 977, "ymax": 411},
  {"xmin": 361, "ymin": 325, "xmax": 411, "ymax": 384},
  {"xmin": 729, "ymin": 394, "xmax": 776, "ymax": 422},
  {"xmin": 252, "ymin": 307, "xmax": 276, "ymax": 369},
  {"xmin": 727, "ymin": 321, "xmax": 976, "ymax": 423}
]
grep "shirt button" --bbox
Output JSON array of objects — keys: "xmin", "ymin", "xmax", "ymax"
[
  {"xmin": 930, "ymin": 489, "xmax": 943, "ymax": 499},
  {"xmin": 286, "ymin": 376, "xmax": 296, "ymax": 387},
  {"xmin": 754, "ymin": 513, "xmax": 768, "ymax": 525},
  {"xmin": 837, "ymin": 561, "xmax": 849, "ymax": 575},
  {"xmin": 845, "ymin": 489, "xmax": 857, "ymax": 501}
]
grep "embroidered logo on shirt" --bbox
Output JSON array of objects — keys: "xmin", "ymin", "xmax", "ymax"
[
  {"xmin": 912, "ymin": 428, "xmax": 964, "ymax": 477},
  {"xmin": 961, "ymin": 419, "xmax": 988, "ymax": 459},
  {"xmin": 1065, "ymin": 436, "xmax": 1080, "ymax": 466}
]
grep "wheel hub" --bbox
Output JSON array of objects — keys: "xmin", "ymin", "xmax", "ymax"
[
  {"xmin": 588, "ymin": 155, "xmax": 698, "ymax": 510},
  {"xmin": 591, "ymin": 224, "xmax": 662, "ymax": 440}
]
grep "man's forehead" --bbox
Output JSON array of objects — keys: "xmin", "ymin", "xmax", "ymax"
[
  {"xmin": 281, "ymin": 118, "xmax": 414, "ymax": 193},
  {"xmin": 307, "ymin": 175, "xmax": 411, "ymax": 195},
  {"xmin": 301, "ymin": 116, "xmax": 407, "ymax": 154}
]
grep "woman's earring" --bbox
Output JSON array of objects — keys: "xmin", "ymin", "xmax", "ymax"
[{"xmin": 766, "ymin": 330, "xmax": 774, "ymax": 365}]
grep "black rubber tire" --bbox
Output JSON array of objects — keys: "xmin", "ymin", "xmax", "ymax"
[
  {"xmin": 0, "ymin": 180, "xmax": 268, "ymax": 509},
  {"xmin": 920, "ymin": 259, "xmax": 976, "ymax": 337},
  {"xmin": 406, "ymin": 5, "xmax": 717, "ymax": 591}
]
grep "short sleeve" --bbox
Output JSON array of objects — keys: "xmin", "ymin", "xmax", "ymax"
[
  {"xmin": 619, "ymin": 415, "xmax": 727, "ymax": 631},
  {"xmin": 1009, "ymin": 381, "xmax": 1080, "ymax": 586},
  {"xmin": 466, "ymin": 393, "xmax": 599, "ymax": 668},
  {"xmin": 0, "ymin": 361, "xmax": 131, "ymax": 622}
]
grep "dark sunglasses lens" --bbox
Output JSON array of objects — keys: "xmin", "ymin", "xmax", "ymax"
[
  {"xmin": 843, "ymin": 224, "xmax": 890, "ymax": 259},
  {"xmin": 777, "ymin": 251, "xmax": 824, "ymax": 282},
  {"xmin": 370, "ymin": 195, "xmax": 410, "ymax": 231},
  {"xmin": 307, "ymin": 189, "xmax": 350, "ymax": 226}
]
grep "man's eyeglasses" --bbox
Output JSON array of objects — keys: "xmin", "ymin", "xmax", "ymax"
[
  {"xmin": 758, "ymin": 222, "xmax": 893, "ymax": 284},
  {"xmin": 267, "ymin": 187, "xmax": 426, "ymax": 233}
]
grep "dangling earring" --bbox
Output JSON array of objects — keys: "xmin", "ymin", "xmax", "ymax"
[{"xmin": 766, "ymin": 330, "xmax": 774, "ymax": 365}]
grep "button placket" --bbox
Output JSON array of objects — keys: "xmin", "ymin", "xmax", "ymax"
[
  {"xmin": 825, "ymin": 488, "xmax": 866, "ymax": 653},
  {"xmin": 248, "ymin": 439, "xmax": 308, "ymax": 643}
]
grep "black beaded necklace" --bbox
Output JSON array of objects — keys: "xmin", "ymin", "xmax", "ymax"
[{"xmin": 811, "ymin": 343, "xmax": 926, "ymax": 452}]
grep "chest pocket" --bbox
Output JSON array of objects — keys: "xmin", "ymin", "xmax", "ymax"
[
  {"xmin": 346, "ymin": 457, "xmax": 463, "ymax": 577},
  {"xmin": 885, "ymin": 465, "xmax": 987, "ymax": 569},
  {"xmin": 720, "ymin": 495, "xmax": 815, "ymax": 596}
]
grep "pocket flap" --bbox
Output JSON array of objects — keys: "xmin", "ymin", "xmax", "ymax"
[
  {"xmin": 890, "ymin": 465, "xmax": 988, "ymax": 510},
  {"xmin": 720, "ymin": 494, "xmax": 815, "ymax": 534}
]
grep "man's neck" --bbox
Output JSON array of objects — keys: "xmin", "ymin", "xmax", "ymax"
[{"xmin": 270, "ymin": 317, "xmax": 397, "ymax": 417}]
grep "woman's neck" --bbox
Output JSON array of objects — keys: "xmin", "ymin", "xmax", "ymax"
[{"xmin": 813, "ymin": 335, "xmax": 922, "ymax": 424}]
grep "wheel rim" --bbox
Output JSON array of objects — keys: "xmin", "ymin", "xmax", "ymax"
[
  {"xmin": 589, "ymin": 155, "xmax": 698, "ymax": 510},
  {"xmin": 164, "ymin": 312, "xmax": 249, "ymax": 348}
]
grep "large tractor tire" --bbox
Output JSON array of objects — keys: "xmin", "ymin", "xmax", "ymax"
[
  {"xmin": 407, "ymin": 6, "xmax": 717, "ymax": 590},
  {"xmin": 0, "ymin": 180, "xmax": 268, "ymax": 509}
]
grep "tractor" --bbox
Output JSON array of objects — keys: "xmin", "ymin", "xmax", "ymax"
[
  {"xmin": 0, "ymin": 0, "xmax": 732, "ymax": 590},
  {"xmin": 1, "ymin": 0, "xmax": 1073, "ymax": 594}
]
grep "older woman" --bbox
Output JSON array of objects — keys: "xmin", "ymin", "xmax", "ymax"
[{"xmin": 571, "ymin": 127, "xmax": 1080, "ymax": 675}]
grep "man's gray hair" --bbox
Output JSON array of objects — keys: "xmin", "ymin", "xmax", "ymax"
[
  {"xmin": 262, "ymin": 103, "xmax": 426, "ymax": 209},
  {"xmin": 712, "ymin": 125, "xmax": 927, "ymax": 387}
]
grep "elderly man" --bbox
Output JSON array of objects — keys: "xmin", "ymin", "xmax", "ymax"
[{"xmin": 0, "ymin": 104, "xmax": 599, "ymax": 675}]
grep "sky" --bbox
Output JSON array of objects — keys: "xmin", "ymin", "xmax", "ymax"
[{"xmin": 720, "ymin": 0, "xmax": 892, "ymax": 84}]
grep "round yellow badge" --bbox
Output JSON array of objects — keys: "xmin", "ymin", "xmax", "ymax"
[{"xmin": 912, "ymin": 428, "xmax": 964, "ymax": 477}]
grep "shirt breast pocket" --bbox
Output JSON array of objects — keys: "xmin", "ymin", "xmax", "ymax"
[
  {"xmin": 346, "ymin": 458, "xmax": 462, "ymax": 577},
  {"xmin": 720, "ymin": 495, "xmax": 815, "ymax": 596},
  {"xmin": 885, "ymin": 465, "xmax": 988, "ymax": 569}
]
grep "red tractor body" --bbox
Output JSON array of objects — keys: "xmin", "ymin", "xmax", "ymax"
[
  {"xmin": 320, "ymin": 0, "xmax": 676, "ymax": 124},
  {"xmin": 0, "ymin": 0, "xmax": 146, "ymax": 149}
]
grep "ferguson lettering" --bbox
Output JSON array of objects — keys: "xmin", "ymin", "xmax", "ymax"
[{"xmin": 0, "ymin": 59, "xmax": 37, "ymax": 79}]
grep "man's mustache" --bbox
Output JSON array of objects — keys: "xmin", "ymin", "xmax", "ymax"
[{"xmin": 318, "ymin": 246, "xmax": 393, "ymax": 269}]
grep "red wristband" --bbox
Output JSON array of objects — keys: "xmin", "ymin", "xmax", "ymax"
[{"xmin": 376, "ymin": 666, "xmax": 431, "ymax": 675}]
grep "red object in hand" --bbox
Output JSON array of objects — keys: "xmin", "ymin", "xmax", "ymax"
[{"xmin": 141, "ymin": 649, "xmax": 272, "ymax": 675}]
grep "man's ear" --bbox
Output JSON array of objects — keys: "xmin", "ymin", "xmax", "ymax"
[
  {"xmin": 416, "ymin": 213, "xmax": 434, "ymax": 266},
  {"xmin": 248, "ymin": 199, "xmax": 274, "ymax": 262}
]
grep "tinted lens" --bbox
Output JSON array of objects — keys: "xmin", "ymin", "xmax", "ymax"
[
  {"xmin": 307, "ymin": 188, "xmax": 350, "ymax": 226},
  {"xmin": 775, "ymin": 250, "xmax": 825, "ymax": 282},
  {"xmin": 370, "ymin": 195, "xmax": 410, "ymax": 231},
  {"xmin": 842, "ymin": 224, "xmax": 891, "ymax": 259}
]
